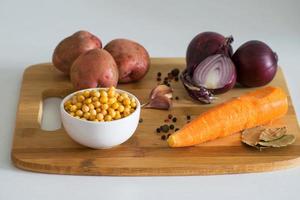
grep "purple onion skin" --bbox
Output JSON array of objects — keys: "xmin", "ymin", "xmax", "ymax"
[
  {"xmin": 232, "ymin": 40, "xmax": 278, "ymax": 87},
  {"xmin": 186, "ymin": 32, "xmax": 234, "ymax": 75}
]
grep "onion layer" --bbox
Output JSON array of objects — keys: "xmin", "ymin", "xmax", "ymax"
[
  {"xmin": 180, "ymin": 70, "xmax": 215, "ymax": 104},
  {"xmin": 192, "ymin": 54, "xmax": 236, "ymax": 94}
]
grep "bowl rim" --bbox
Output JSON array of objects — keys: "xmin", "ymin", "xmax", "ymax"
[{"xmin": 60, "ymin": 87, "xmax": 141, "ymax": 124}]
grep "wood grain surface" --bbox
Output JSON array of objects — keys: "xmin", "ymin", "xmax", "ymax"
[{"xmin": 11, "ymin": 58, "xmax": 300, "ymax": 176}]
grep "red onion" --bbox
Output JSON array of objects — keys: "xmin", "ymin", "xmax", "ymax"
[
  {"xmin": 186, "ymin": 32, "xmax": 234, "ymax": 75},
  {"xmin": 192, "ymin": 54, "xmax": 236, "ymax": 94},
  {"xmin": 232, "ymin": 40, "xmax": 278, "ymax": 87},
  {"xmin": 181, "ymin": 54, "xmax": 236, "ymax": 104}
]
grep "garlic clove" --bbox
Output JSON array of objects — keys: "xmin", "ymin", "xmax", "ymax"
[
  {"xmin": 150, "ymin": 84, "xmax": 173, "ymax": 100},
  {"xmin": 145, "ymin": 95, "xmax": 172, "ymax": 110}
]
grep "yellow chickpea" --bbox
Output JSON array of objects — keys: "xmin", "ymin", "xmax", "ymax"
[
  {"xmin": 123, "ymin": 98, "xmax": 131, "ymax": 106},
  {"xmin": 96, "ymin": 108, "xmax": 101, "ymax": 113},
  {"xmin": 70, "ymin": 105, "xmax": 77, "ymax": 112},
  {"xmin": 124, "ymin": 107, "xmax": 130, "ymax": 114},
  {"xmin": 93, "ymin": 119, "xmax": 99, "ymax": 122},
  {"xmin": 93, "ymin": 91, "xmax": 101, "ymax": 98},
  {"xmin": 81, "ymin": 118, "xmax": 87, "ymax": 121},
  {"xmin": 112, "ymin": 102, "xmax": 119, "ymax": 110},
  {"xmin": 74, "ymin": 116, "xmax": 80, "ymax": 119},
  {"xmin": 123, "ymin": 110, "xmax": 130, "ymax": 117},
  {"xmin": 76, "ymin": 110, "xmax": 83, "ymax": 117},
  {"xmin": 71, "ymin": 96, "xmax": 77, "ymax": 104},
  {"xmin": 117, "ymin": 95, "xmax": 124, "ymax": 102},
  {"xmin": 83, "ymin": 112, "xmax": 91, "ymax": 120},
  {"xmin": 77, "ymin": 95, "xmax": 85, "ymax": 102},
  {"xmin": 130, "ymin": 101, "xmax": 137, "ymax": 108},
  {"xmin": 125, "ymin": 105, "xmax": 131, "ymax": 110},
  {"xmin": 64, "ymin": 100, "xmax": 72, "ymax": 107},
  {"xmin": 114, "ymin": 111, "xmax": 121, "ymax": 119},
  {"xmin": 130, "ymin": 97, "xmax": 136, "ymax": 103},
  {"xmin": 115, "ymin": 92, "xmax": 120, "ymax": 98},
  {"xmin": 96, "ymin": 113, "xmax": 104, "ymax": 121},
  {"xmin": 76, "ymin": 102, "xmax": 82, "ymax": 109},
  {"xmin": 104, "ymin": 115, "xmax": 112, "ymax": 121},
  {"xmin": 83, "ymin": 91, "xmax": 90, "ymax": 98},
  {"xmin": 121, "ymin": 93, "xmax": 128, "ymax": 99},
  {"xmin": 85, "ymin": 98, "xmax": 92, "ymax": 104},
  {"xmin": 69, "ymin": 112, "xmax": 75, "ymax": 116},
  {"xmin": 88, "ymin": 104, "xmax": 95, "ymax": 110},
  {"xmin": 118, "ymin": 105, "xmax": 125, "ymax": 113},
  {"xmin": 92, "ymin": 96, "xmax": 99, "ymax": 102},
  {"xmin": 108, "ymin": 89, "xmax": 115, "ymax": 98},
  {"xmin": 100, "ymin": 96, "xmax": 108, "ymax": 104},
  {"xmin": 93, "ymin": 101, "xmax": 101, "ymax": 108},
  {"xmin": 90, "ymin": 90, "xmax": 96, "ymax": 97},
  {"xmin": 108, "ymin": 97, "xmax": 117, "ymax": 105},
  {"xmin": 89, "ymin": 114, "xmax": 96, "ymax": 120},
  {"xmin": 108, "ymin": 108, "xmax": 116, "ymax": 118},
  {"xmin": 82, "ymin": 104, "xmax": 89, "ymax": 112},
  {"xmin": 89, "ymin": 109, "xmax": 97, "ymax": 116},
  {"xmin": 101, "ymin": 109, "xmax": 108, "ymax": 116},
  {"xmin": 101, "ymin": 104, "xmax": 109, "ymax": 110},
  {"xmin": 130, "ymin": 108, "xmax": 135, "ymax": 113},
  {"xmin": 100, "ymin": 90, "xmax": 108, "ymax": 97},
  {"xmin": 67, "ymin": 104, "xmax": 73, "ymax": 111}
]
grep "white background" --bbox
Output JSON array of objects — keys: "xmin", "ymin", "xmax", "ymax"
[{"xmin": 0, "ymin": 0, "xmax": 300, "ymax": 199}]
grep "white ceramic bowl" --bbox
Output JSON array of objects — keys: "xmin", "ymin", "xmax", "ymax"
[{"xmin": 60, "ymin": 88, "xmax": 141, "ymax": 149}]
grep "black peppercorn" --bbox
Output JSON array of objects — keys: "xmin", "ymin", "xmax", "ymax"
[
  {"xmin": 187, "ymin": 115, "xmax": 191, "ymax": 120},
  {"xmin": 171, "ymin": 68, "xmax": 180, "ymax": 77},
  {"xmin": 157, "ymin": 77, "xmax": 161, "ymax": 81},
  {"xmin": 168, "ymin": 114, "xmax": 173, "ymax": 119},
  {"xmin": 157, "ymin": 72, "xmax": 162, "ymax": 77},
  {"xmin": 174, "ymin": 77, "xmax": 179, "ymax": 81},
  {"xmin": 175, "ymin": 128, "xmax": 179, "ymax": 131},
  {"xmin": 172, "ymin": 117, "xmax": 177, "ymax": 122},
  {"xmin": 175, "ymin": 96, "xmax": 179, "ymax": 100},
  {"xmin": 170, "ymin": 124, "xmax": 174, "ymax": 129},
  {"xmin": 161, "ymin": 135, "xmax": 166, "ymax": 140},
  {"xmin": 156, "ymin": 128, "xmax": 161, "ymax": 133},
  {"xmin": 139, "ymin": 118, "xmax": 143, "ymax": 123},
  {"xmin": 161, "ymin": 124, "xmax": 169, "ymax": 133}
]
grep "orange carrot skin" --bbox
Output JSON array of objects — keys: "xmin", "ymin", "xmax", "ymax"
[{"xmin": 168, "ymin": 86, "xmax": 288, "ymax": 147}]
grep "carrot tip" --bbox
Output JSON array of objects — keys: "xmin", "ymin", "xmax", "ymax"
[{"xmin": 167, "ymin": 135, "xmax": 176, "ymax": 147}]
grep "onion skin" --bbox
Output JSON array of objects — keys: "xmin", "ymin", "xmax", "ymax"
[
  {"xmin": 232, "ymin": 40, "xmax": 278, "ymax": 87},
  {"xmin": 192, "ymin": 54, "xmax": 237, "ymax": 94},
  {"xmin": 186, "ymin": 32, "xmax": 234, "ymax": 75}
]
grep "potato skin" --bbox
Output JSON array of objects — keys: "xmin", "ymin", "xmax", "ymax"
[
  {"xmin": 70, "ymin": 49, "xmax": 119, "ymax": 90},
  {"xmin": 52, "ymin": 30, "xmax": 102, "ymax": 74},
  {"xmin": 104, "ymin": 39, "xmax": 150, "ymax": 83}
]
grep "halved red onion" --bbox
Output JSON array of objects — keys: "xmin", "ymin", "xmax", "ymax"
[{"xmin": 192, "ymin": 54, "xmax": 236, "ymax": 94}]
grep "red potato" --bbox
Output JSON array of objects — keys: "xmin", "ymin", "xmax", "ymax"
[
  {"xmin": 104, "ymin": 39, "xmax": 150, "ymax": 83},
  {"xmin": 52, "ymin": 30, "xmax": 102, "ymax": 74},
  {"xmin": 70, "ymin": 49, "xmax": 119, "ymax": 90}
]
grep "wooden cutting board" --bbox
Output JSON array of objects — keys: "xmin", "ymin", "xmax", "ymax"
[{"xmin": 11, "ymin": 58, "xmax": 300, "ymax": 176}]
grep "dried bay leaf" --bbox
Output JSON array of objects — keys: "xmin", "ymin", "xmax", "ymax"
[
  {"xmin": 258, "ymin": 134, "xmax": 296, "ymax": 147},
  {"xmin": 241, "ymin": 125, "xmax": 295, "ymax": 149},
  {"xmin": 259, "ymin": 127, "xmax": 287, "ymax": 142},
  {"xmin": 241, "ymin": 126, "xmax": 265, "ymax": 147}
]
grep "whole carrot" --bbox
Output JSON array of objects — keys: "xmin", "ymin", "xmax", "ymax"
[{"xmin": 168, "ymin": 86, "xmax": 288, "ymax": 147}]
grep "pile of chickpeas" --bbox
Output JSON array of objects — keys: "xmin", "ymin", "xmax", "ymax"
[{"xmin": 64, "ymin": 87, "xmax": 137, "ymax": 122}]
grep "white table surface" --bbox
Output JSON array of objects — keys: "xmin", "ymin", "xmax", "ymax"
[{"xmin": 1, "ymin": 0, "xmax": 300, "ymax": 199}]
